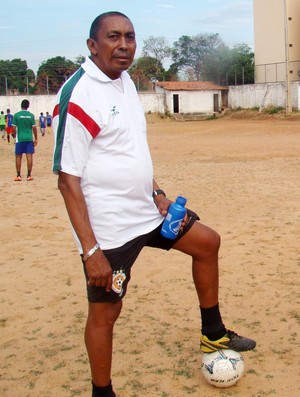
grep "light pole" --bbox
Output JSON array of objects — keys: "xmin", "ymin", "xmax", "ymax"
[
  {"xmin": 283, "ymin": 0, "xmax": 292, "ymax": 114},
  {"xmin": 5, "ymin": 76, "xmax": 8, "ymax": 95}
]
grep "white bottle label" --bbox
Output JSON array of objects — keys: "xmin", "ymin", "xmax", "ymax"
[{"xmin": 168, "ymin": 217, "xmax": 184, "ymax": 236}]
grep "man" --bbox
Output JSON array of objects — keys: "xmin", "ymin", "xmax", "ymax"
[
  {"xmin": 46, "ymin": 111, "xmax": 52, "ymax": 134},
  {"xmin": 53, "ymin": 12, "xmax": 256, "ymax": 397},
  {"xmin": 12, "ymin": 99, "xmax": 38, "ymax": 181},
  {"xmin": 0, "ymin": 110, "xmax": 5, "ymax": 140},
  {"xmin": 39, "ymin": 112, "xmax": 46, "ymax": 136},
  {"xmin": 5, "ymin": 109, "xmax": 14, "ymax": 144}
]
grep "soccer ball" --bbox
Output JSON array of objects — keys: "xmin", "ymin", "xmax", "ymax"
[{"xmin": 201, "ymin": 349, "xmax": 245, "ymax": 388}]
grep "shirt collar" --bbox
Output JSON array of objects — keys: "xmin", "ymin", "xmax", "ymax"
[{"xmin": 82, "ymin": 56, "xmax": 129, "ymax": 84}]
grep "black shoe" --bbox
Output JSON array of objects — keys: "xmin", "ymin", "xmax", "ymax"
[{"xmin": 201, "ymin": 330, "xmax": 256, "ymax": 353}]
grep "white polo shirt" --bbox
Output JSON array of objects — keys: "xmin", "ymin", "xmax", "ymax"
[{"xmin": 53, "ymin": 57, "xmax": 163, "ymax": 251}]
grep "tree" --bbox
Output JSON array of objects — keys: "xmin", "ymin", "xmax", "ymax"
[
  {"xmin": 172, "ymin": 34, "xmax": 223, "ymax": 80},
  {"xmin": 229, "ymin": 44, "xmax": 254, "ymax": 85},
  {"xmin": 204, "ymin": 43, "xmax": 254, "ymax": 85},
  {"xmin": 163, "ymin": 64, "xmax": 179, "ymax": 82},
  {"xmin": 142, "ymin": 36, "xmax": 171, "ymax": 64},
  {"xmin": 35, "ymin": 56, "xmax": 78, "ymax": 94},
  {"xmin": 0, "ymin": 58, "xmax": 35, "ymax": 95},
  {"xmin": 75, "ymin": 55, "xmax": 86, "ymax": 66},
  {"xmin": 202, "ymin": 44, "xmax": 233, "ymax": 84},
  {"xmin": 129, "ymin": 56, "xmax": 166, "ymax": 91},
  {"xmin": 142, "ymin": 36, "xmax": 174, "ymax": 82}
]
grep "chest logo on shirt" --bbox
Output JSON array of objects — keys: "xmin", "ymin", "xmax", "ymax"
[
  {"xmin": 112, "ymin": 269, "xmax": 126, "ymax": 296},
  {"xmin": 110, "ymin": 106, "xmax": 120, "ymax": 117}
]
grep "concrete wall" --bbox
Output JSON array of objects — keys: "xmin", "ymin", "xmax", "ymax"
[
  {"xmin": 0, "ymin": 91, "xmax": 219, "ymax": 118},
  {"xmin": 0, "ymin": 95, "xmax": 56, "ymax": 119},
  {"xmin": 1, "ymin": 83, "xmax": 300, "ymax": 117},
  {"xmin": 0, "ymin": 93, "xmax": 164, "ymax": 118},
  {"xmin": 138, "ymin": 92, "xmax": 165, "ymax": 114},
  {"xmin": 228, "ymin": 81, "xmax": 300, "ymax": 110}
]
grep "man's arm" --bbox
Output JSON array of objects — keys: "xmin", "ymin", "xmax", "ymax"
[
  {"xmin": 153, "ymin": 179, "xmax": 188, "ymax": 225},
  {"xmin": 153, "ymin": 178, "xmax": 170, "ymax": 217},
  {"xmin": 58, "ymin": 171, "xmax": 113, "ymax": 290},
  {"xmin": 32, "ymin": 126, "xmax": 38, "ymax": 146}
]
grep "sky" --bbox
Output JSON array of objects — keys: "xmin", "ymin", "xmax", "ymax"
[{"xmin": 0, "ymin": 0, "xmax": 254, "ymax": 73}]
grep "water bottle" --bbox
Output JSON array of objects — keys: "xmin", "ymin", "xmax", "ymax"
[{"xmin": 160, "ymin": 196, "xmax": 187, "ymax": 240}]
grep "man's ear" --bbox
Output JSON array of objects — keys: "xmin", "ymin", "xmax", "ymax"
[{"xmin": 87, "ymin": 38, "xmax": 98, "ymax": 55}]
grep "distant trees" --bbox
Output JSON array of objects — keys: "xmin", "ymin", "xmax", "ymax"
[
  {"xmin": 0, "ymin": 56, "xmax": 85, "ymax": 95},
  {"xmin": 129, "ymin": 36, "xmax": 174, "ymax": 90},
  {"xmin": 129, "ymin": 57, "xmax": 167, "ymax": 91},
  {"xmin": 170, "ymin": 35, "xmax": 254, "ymax": 84},
  {"xmin": 0, "ymin": 59, "xmax": 35, "ymax": 95},
  {"xmin": 35, "ymin": 56, "xmax": 79, "ymax": 94},
  {"xmin": 171, "ymin": 33, "xmax": 223, "ymax": 81},
  {"xmin": 0, "ymin": 33, "xmax": 254, "ymax": 95},
  {"xmin": 143, "ymin": 36, "xmax": 172, "ymax": 63},
  {"xmin": 129, "ymin": 34, "xmax": 254, "ymax": 90},
  {"xmin": 204, "ymin": 43, "xmax": 254, "ymax": 85}
]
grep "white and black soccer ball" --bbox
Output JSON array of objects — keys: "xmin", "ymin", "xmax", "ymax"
[{"xmin": 201, "ymin": 349, "xmax": 245, "ymax": 388}]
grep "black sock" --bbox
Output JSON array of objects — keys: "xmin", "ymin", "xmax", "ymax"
[
  {"xmin": 92, "ymin": 381, "xmax": 116, "ymax": 397},
  {"xmin": 17, "ymin": 171, "xmax": 21, "ymax": 177},
  {"xmin": 200, "ymin": 303, "xmax": 226, "ymax": 340}
]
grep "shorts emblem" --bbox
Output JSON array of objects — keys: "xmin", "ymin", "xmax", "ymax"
[{"xmin": 112, "ymin": 269, "xmax": 127, "ymax": 296}]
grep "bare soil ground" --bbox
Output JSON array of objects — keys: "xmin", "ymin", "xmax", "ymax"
[{"xmin": 0, "ymin": 114, "xmax": 299, "ymax": 397}]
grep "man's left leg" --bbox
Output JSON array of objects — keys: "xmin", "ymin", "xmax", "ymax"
[
  {"xmin": 85, "ymin": 301, "xmax": 122, "ymax": 397},
  {"xmin": 174, "ymin": 221, "xmax": 220, "ymax": 307},
  {"xmin": 173, "ymin": 221, "xmax": 256, "ymax": 353}
]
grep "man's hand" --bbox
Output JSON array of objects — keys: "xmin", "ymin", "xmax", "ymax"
[
  {"xmin": 84, "ymin": 250, "xmax": 113, "ymax": 292},
  {"xmin": 155, "ymin": 195, "xmax": 189, "ymax": 231},
  {"xmin": 154, "ymin": 195, "xmax": 171, "ymax": 217}
]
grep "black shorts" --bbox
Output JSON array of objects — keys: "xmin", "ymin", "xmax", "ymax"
[{"xmin": 83, "ymin": 209, "xmax": 200, "ymax": 303}]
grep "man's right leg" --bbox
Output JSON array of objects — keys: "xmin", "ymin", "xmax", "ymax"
[
  {"xmin": 25, "ymin": 153, "xmax": 34, "ymax": 180},
  {"xmin": 14, "ymin": 154, "xmax": 22, "ymax": 181},
  {"xmin": 15, "ymin": 154, "xmax": 22, "ymax": 173},
  {"xmin": 172, "ymin": 220, "xmax": 256, "ymax": 353},
  {"xmin": 85, "ymin": 300, "xmax": 122, "ymax": 394}
]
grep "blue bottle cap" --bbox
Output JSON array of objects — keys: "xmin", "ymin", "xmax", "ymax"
[{"xmin": 176, "ymin": 196, "xmax": 187, "ymax": 206}]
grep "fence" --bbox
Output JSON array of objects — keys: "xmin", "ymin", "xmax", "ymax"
[
  {"xmin": 1, "ymin": 83, "xmax": 300, "ymax": 117},
  {"xmin": 0, "ymin": 93, "xmax": 165, "ymax": 119},
  {"xmin": 255, "ymin": 60, "xmax": 300, "ymax": 83},
  {"xmin": 228, "ymin": 81, "xmax": 300, "ymax": 110}
]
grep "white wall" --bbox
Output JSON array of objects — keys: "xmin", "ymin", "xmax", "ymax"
[
  {"xmin": 1, "ymin": 83, "xmax": 300, "ymax": 116},
  {"xmin": 0, "ymin": 93, "xmax": 165, "ymax": 118},
  {"xmin": 138, "ymin": 92, "xmax": 165, "ymax": 114},
  {"xmin": 0, "ymin": 95, "xmax": 56, "ymax": 119},
  {"xmin": 228, "ymin": 82, "xmax": 300, "ymax": 110}
]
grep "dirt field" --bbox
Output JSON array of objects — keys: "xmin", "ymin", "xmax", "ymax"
[{"xmin": 0, "ymin": 114, "xmax": 299, "ymax": 397}]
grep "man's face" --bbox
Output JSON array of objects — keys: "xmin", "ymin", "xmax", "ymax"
[{"xmin": 87, "ymin": 15, "xmax": 136, "ymax": 80}]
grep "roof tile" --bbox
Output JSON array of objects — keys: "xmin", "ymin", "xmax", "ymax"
[{"xmin": 156, "ymin": 81, "xmax": 228, "ymax": 91}]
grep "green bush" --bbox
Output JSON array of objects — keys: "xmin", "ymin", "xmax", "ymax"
[{"xmin": 263, "ymin": 106, "xmax": 284, "ymax": 114}]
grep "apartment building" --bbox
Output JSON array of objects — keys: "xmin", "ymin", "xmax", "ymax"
[{"xmin": 253, "ymin": 0, "xmax": 300, "ymax": 83}]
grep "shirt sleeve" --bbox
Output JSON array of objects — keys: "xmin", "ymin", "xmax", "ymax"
[{"xmin": 53, "ymin": 112, "xmax": 93, "ymax": 177}]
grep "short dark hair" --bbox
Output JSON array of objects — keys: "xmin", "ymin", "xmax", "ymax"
[
  {"xmin": 21, "ymin": 99, "xmax": 30, "ymax": 109},
  {"xmin": 89, "ymin": 11, "xmax": 130, "ymax": 40}
]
